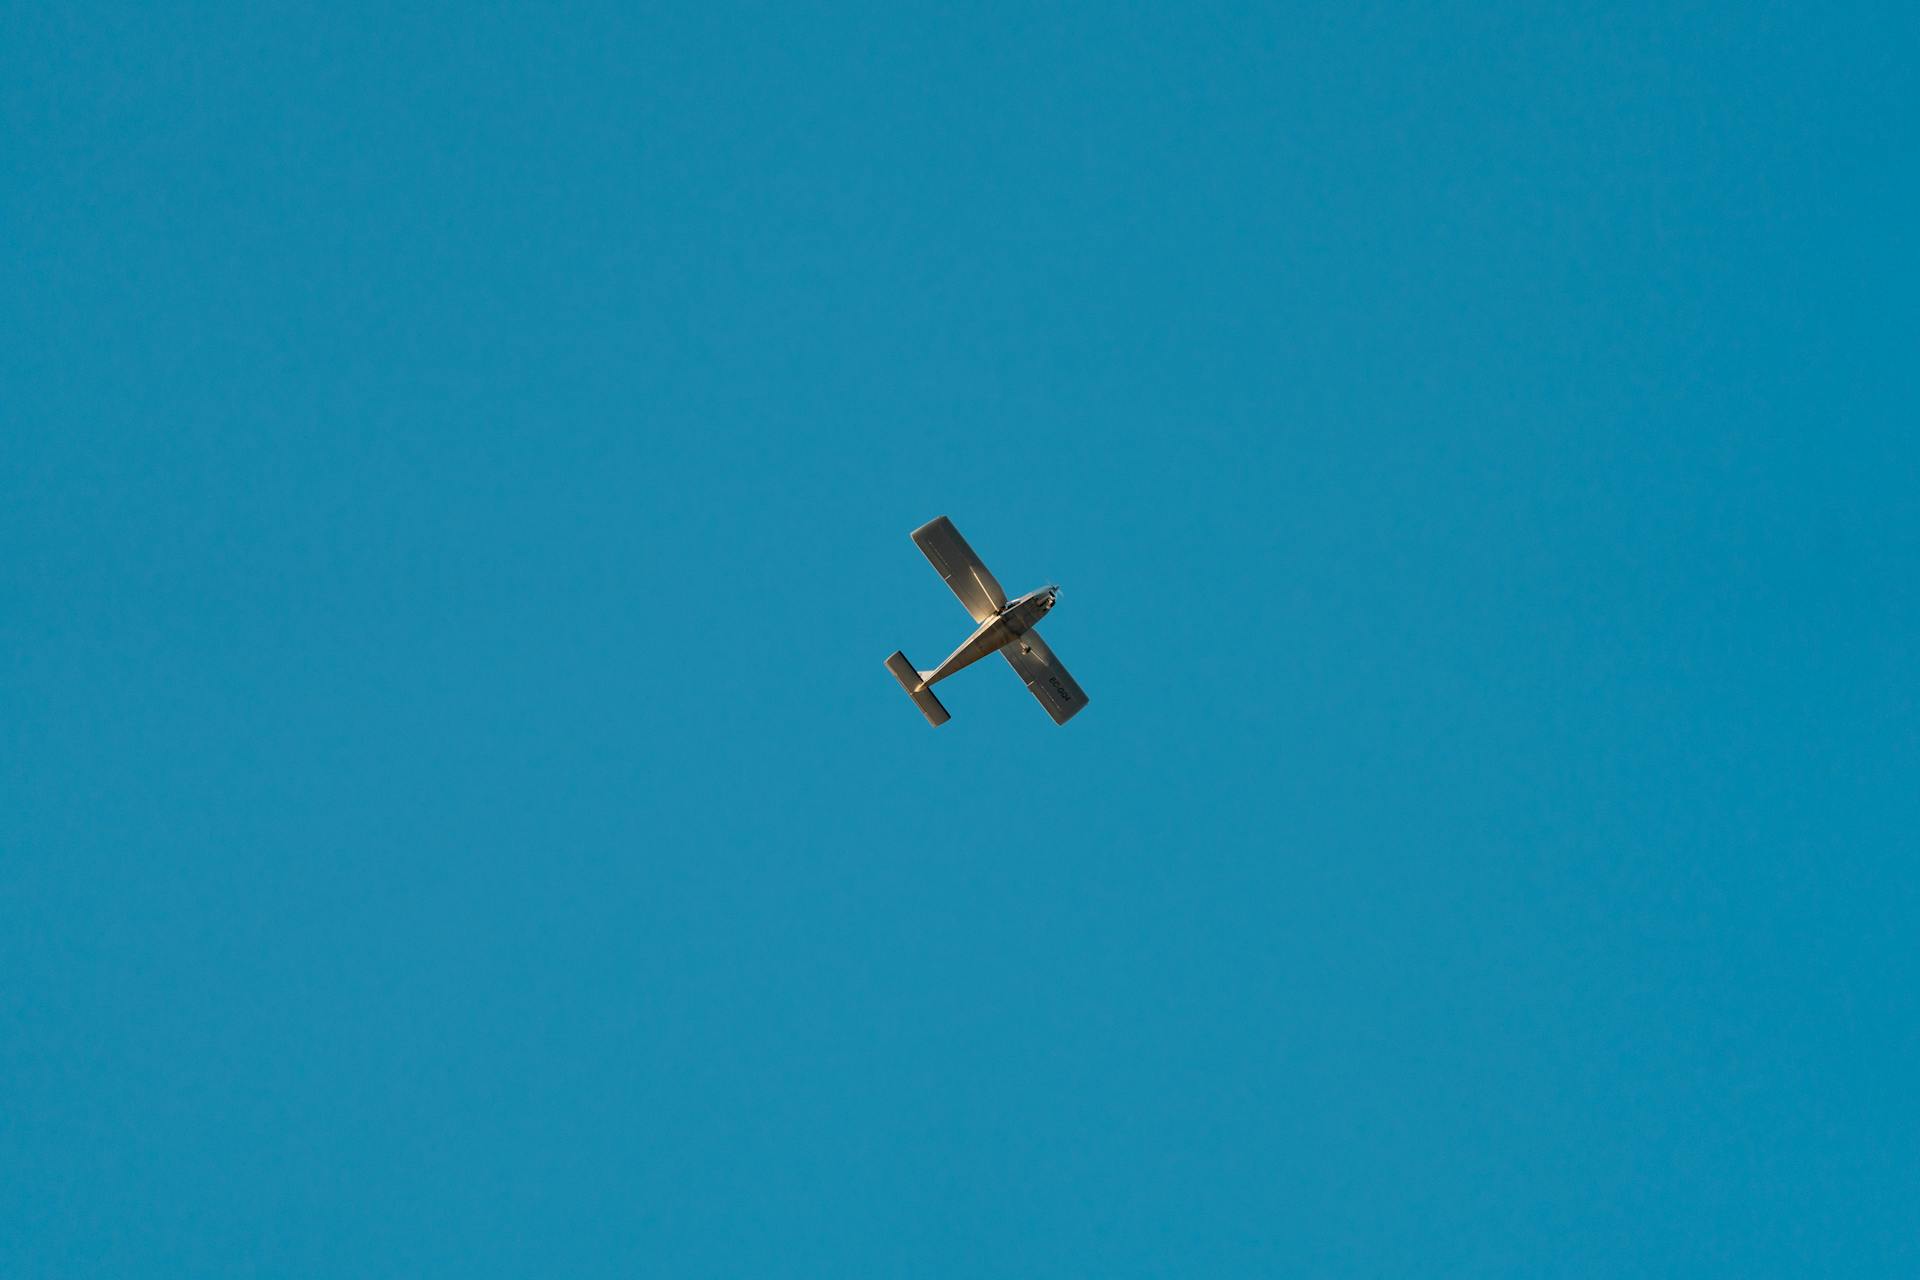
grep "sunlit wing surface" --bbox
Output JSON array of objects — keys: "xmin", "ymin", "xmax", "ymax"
[
  {"xmin": 911, "ymin": 516, "xmax": 1008, "ymax": 623},
  {"xmin": 1000, "ymin": 628, "xmax": 1088, "ymax": 724}
]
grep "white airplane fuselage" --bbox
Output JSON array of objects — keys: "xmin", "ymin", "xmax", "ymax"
[{"xmin": 915, "ymin": 586, "xmax": 1057, "ymax": 691}]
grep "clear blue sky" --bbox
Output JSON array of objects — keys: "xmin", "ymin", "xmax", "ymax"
[{"xmin": 4, "ymin": 3, "xmax": 1915, "ymax": 1275}]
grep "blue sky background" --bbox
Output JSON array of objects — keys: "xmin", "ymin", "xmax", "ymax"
[{"xmin": 4, "ymin": 2, "xmax": 1916, "ymax": 1274}]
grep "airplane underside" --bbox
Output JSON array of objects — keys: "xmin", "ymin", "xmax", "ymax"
[{"xmin": 884, "ymin": 516, "xmax": 1088, "ymax": 727}]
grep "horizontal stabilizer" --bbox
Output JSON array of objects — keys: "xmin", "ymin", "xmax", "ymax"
[{"xmin": 885, "ymin": 651, "xmax": 951, "ymax": 727}]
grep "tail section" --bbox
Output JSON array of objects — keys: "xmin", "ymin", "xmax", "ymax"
[{"xmin": 884, "ymin": 651, "xmax": 951, "ymax": 727}]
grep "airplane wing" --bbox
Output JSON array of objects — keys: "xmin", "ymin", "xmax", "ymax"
[
  {"xmin": 911, "ymin": 516, "xmax": 1007, "ymax": 622},
  {"xmin": 1001, "ymin": 628, "xmax": 1089, "ymax": 725}
]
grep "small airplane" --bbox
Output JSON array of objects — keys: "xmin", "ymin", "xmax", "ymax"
[{"xmin": 885, "ymin": 516, "xmax": 1089, "ymax": 726}]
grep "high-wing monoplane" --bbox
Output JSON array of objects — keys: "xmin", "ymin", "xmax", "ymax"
[{"xmin": 884, "ymin": 516, "xmax": 1088, "ymax": 726}]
